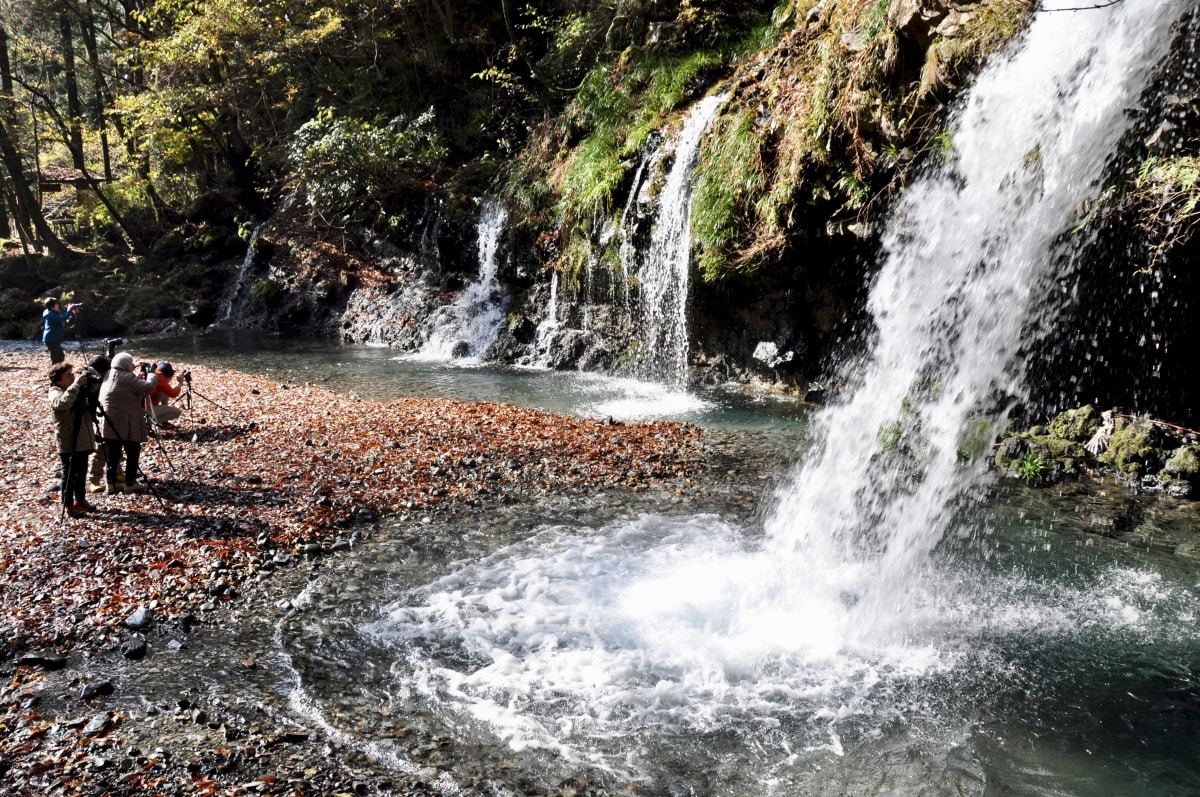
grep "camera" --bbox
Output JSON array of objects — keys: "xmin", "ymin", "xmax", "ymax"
[
  {"xmin": 80, "ymin": 366, "xmax": 101, "ymax": 382},
  {"xmin": 105, "ymin": 337, "xmax": 124, "ymax": 357},
  {"xmin": 139, "ymin": 362, "xmax": 151, "ymax": 375},
  {"xmin": 179, "ymin": 369, "xmax": 192, "ymax": 383}
]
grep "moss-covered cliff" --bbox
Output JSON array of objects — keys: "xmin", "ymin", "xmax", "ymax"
[{"xmin": 4, "ymin": 0, "xmax": 1200, "ymax": 427}]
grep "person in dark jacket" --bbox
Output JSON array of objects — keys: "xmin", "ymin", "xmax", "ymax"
[
  {"xmin": 84, "ymin": 356, "xmax": 112, "ymax": 493},
  {"xmin": 99, "ymin": 352, "xmax": 157, "ymax": 494},
  {"xmin": 42, "ymin": 298, "xmax": 79, "ymax": 365},
  {"xmin": 49, "ymin": 361, "xmax": 96, "ymax": 517}
]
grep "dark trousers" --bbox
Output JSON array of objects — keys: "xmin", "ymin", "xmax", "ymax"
[
  {"xmin": 59, "ymin": 451, "xmax": 89, "ymax": 506},
  {"xmin": 104, "ymin": 439, "xmax": 141, "ymax": 485},
  {"xmin": 47, "ymin": 341, "xmax": 65, "ymax": 364}
]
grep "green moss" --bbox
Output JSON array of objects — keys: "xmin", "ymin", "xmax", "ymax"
[
  {"xmin": 1099, "ymin": 417, "xmax": 1162, "ymax": 475},
  {"xmin": 248, "ymin": 278, "xmax": 283, "ymax": 310},
  {"xmin": 1163, "ymin": 446, "xmax": 1200, "ymax": 481},
  {"xmin": 693, "ymin": 106, "xmax": 765, "ymax": 282},
  {"xmin": 958, "ymin": 0, "xmax": 1033, "ymax": 60},
  {"xmin": 956, "ymin": 414, "xmax": 997, "ymax": 463},
  {"xmin": 1047, "ymin": 405, "xmax": 1100, "ymax": 442}
]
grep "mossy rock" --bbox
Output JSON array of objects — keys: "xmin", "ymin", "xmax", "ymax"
[
  {"xmin": 1010, "ymin": 440, "xmax": 1059, "ymax": 485},
  {"xmin": 1048, "ymin": 405, "xmax": 1100, "ymax": 443},
  {"xmin": 1099, "ymin": 417, "xmax": 1164, "ymax": 475},
  {"xmin": 1163, "ymin": 445, "xmax": 1200, "ymax": 485}
]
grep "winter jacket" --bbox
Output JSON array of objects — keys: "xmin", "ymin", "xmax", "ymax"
[
  {"xmin": 50, "ymin": 382, "xmax": 96, "ymax": 454},
  {"xmin": 99, "ymin": 369, "xmax": 157, "ymax": 443},
  {"xmin": 42, "ymin": 308, "xmax": 73, "ymax": 344}
]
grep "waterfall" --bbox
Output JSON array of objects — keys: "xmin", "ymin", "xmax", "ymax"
[
  {"xmin": 760, "ymin": 0, "xmax": 1184, "ymax": 637},
  {"xmin": 215, "ymin": 225, "xmax": 262, "ymax": 327},
  {"xmin": 528, "ymin": 270, "xmax": 560, "ymax": 368},
  {"xmin": 302, "ymin": 4, "xmax": 1199, "ymax": 789},
  {"xmin": 629, "ymin": 94, "xmax": 725, "ymax": 387},
  {"xmin": 409, "ymin": 201, "xmax": 508, "ymax": 362}
]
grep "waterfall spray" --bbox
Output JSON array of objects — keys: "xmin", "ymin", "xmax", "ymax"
[{"xmin": 761, "ymin": 0, "xmax": 1184, "ymax": 636}]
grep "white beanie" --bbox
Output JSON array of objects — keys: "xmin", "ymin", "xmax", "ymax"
[{"xmin": 112, "ymin": 352, "xmax": 134, "ymax": 372}]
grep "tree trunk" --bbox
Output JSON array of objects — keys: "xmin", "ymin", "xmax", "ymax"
[
  {"xmin": 60, "ymin": 13, "xmax": 85, "ymax": 170},
  {"xmin": 81, "ymin": 0, "xmax": 111, "ymax": 181},
  {"xmin": 0, "ymin": 28, "xmax": 70, "ymax": 259},
  {"xmin": 0, "ymin": 183, "xmax": 8, "ymax": 238}
]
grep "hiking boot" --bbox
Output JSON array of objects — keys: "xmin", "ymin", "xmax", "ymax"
[
  {"xmin": 73, "ymin": 500, "xmax": 97, "ymax": 513},
  {"xmin": 105, "ymin": 481, "xmax": 120, "ymax": 495},
  {"xmin": 123, "ymin": 481, "xmax": 147, "ymax": 494},
  {"xmin": 66, "ymin": 504, "xmax": 85, "ymax": 518},
  {"xmin": 87, "ymin": 479, "xmax": 104, "ymax": 493}
]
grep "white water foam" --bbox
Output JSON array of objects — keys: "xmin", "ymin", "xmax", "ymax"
[
  {"xmin": 363, "ymin": 513, "xmax": 1200, "ymax": 773},
  {"xmin": 574, "ymin": 372, "xmax": 714, "ymax": 420}
]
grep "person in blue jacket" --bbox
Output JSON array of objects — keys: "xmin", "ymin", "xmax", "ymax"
[{"xmin": 42, "ymin": 297, "xmax": 79, "ymax": 364}]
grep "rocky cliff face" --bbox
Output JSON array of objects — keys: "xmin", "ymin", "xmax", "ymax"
[{"xmin": 221, "ymin": 2, "xmax": 1200, "ymax": 428}]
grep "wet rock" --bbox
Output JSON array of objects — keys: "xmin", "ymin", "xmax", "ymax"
[
  {"xmin": 82, "ymin": 714, "xmax": 112, "ymax": 736},
  {"xmin": 15, "ymin": 649, "xmax": 67, "ymax": 670},
  {"xmin": 121, "ymin": 636, "xmax": 148, "ymax": 660},
  {"xmin": 125, "ymin": 607, "xmax": 154, "ymax": 631},
  {"xmin": 81, "ymin": 680, "xmax": 115, "ymax": 700}
]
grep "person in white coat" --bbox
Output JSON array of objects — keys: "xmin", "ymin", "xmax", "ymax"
[{"xmin": 98, "ymin": 352, "xmax": 157, "ymax": 494}]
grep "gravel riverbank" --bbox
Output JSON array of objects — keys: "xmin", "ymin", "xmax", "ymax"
[{"xmin": 0, "ymin": 349, "xmax": 794, "ymax": 796}]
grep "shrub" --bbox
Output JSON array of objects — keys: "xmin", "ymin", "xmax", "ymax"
[
  {"xmin": 288, "ymin": 109, "xmax": 446, "ymax": 217},
  {"xmin": 248, "ymin": 278, "xmax": 283, "ymax": 310},
  {"xmin": 1017, "ymin": 451, "xmax": 1049, "ymax": 484}
]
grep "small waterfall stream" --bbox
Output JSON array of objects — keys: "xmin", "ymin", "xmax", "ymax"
[
  {"xmin": 628, "ymin": 94, "xmax": 725, "ymax": 387},
  {"xmin": 408, "ymin": 201, "xmax": 508, "ymax": 362},
  {"xmin": 215, "ymin": 226, "xmax": 262, "ymax": 327},
  {"xmin": 279, "ymin": 3, "xmax": 1200, "ymax": 794}
]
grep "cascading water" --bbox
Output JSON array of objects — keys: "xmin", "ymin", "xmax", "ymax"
[
  {"xmin": 282, "ymin": 3, "xmax": 1200, "ymax": 794},
  {"xmin": 758, "ymin": 0, "xmax": 1190, "ymax": 635},
  {"xmin": 408, "ymin": 201, "xmax": 508, "ymax": 362},
  {"xmin": 215, "ymin": 225, "xmax": 262, "ymax": 327},
  {"xmin": 528, "ymin": 270, "xmax": 560, "ymax": 368},
  {"xmin": 631, "ymin": 93, "xmax": 725, "ymax": 387}
]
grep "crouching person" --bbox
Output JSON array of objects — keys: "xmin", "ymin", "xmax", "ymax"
[
  {"xmin": 99, "ymin": 352, "xmax": 157, "ymax": 494},
  {"xmin": 49, "ymin": 362, "xmax": 96, "ymax": 517},
  {"xmin": 149, "ymin": 361, "xmax": 185, "ymax": 428}
]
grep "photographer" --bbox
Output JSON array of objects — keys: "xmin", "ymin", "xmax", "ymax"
[
  {"xmin": 98, "ymin": 352, "xmax": 157, "ymax": 495},
  {"xmin": 84, "ymin": 356, "xmax": 112, "ymax": 493},
  {"xmin": 41, "ymin": 298, "xmax": 80, "ymax": 365},
  {"xmin": 149, "ymin": 361, "xmax": 186, "ymax": 428},
  {"xmin": 48, "ymin": 362, "xmax": 96, "ymax": 517}
]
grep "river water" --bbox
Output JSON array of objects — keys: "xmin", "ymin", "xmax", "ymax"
[
  {"xmin": 93, "ymin": 329, "xmax": 1200, "ymax": 797},
  {"xmin": 144, "ymin": 328, "xmax": 809, "ymax": 430}
]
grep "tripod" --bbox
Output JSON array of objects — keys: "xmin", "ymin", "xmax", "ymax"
[{"xmin": 177, "ymin": 375, "xmax": 231, "ymax": 414}]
